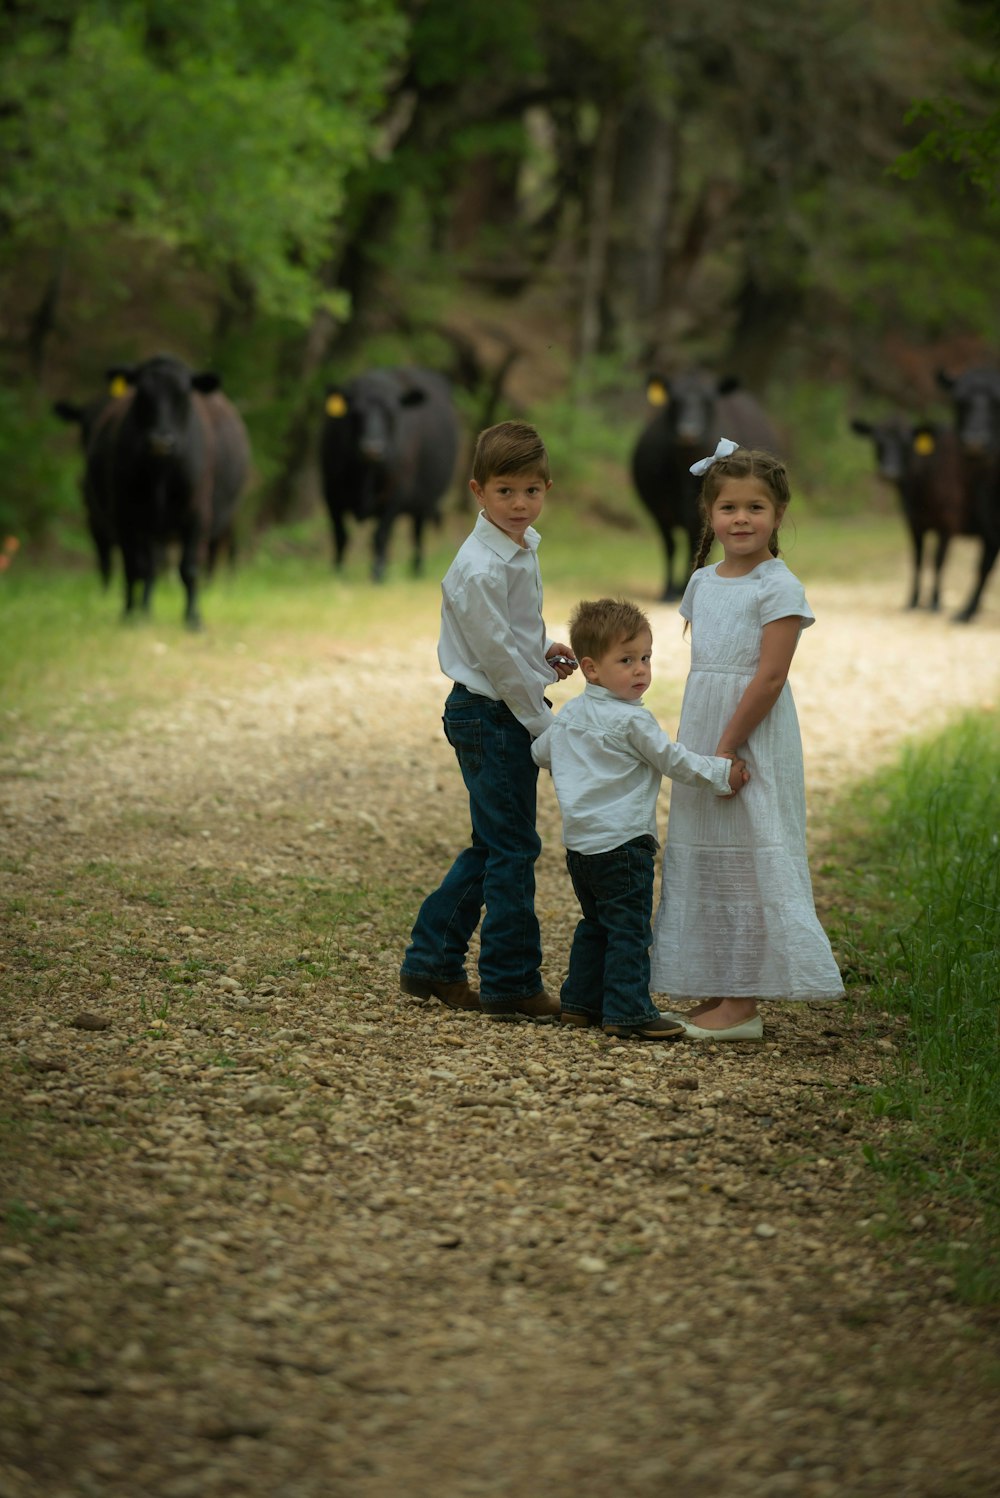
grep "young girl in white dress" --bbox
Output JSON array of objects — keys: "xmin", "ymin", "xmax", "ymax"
[{"xmin": 650, "ymin": 439, "xmax": 844, "ymax": 1040}]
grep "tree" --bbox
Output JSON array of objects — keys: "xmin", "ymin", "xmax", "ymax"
[{"xmin": 0, "ymin": 1, "xmax": 407, "ymax": 345}]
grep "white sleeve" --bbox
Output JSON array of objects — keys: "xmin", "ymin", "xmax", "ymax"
[
  {"xmin": 621, "ymin": 712, "xmax": 735, "ymax": 797},
  {"xmin": 531, "ymin": 726, "xmax": 553, "ymax": 768},
  {"xmin": 759, "ymin": 567, "xmax": 815, "ymax": 628}
]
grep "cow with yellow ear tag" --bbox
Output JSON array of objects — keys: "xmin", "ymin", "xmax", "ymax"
[
  {"xmin": 631, "ymin": 369, "xmax": 781, "ymax": 599},
  {"xmin": 319, "ymin": 366, "xmax": 460, "ymax": 582},
  {"xmin": 851, "ymin": 415, "xmax": 973, "ymax": 612}
]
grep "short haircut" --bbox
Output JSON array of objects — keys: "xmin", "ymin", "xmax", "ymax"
[
  {"xmin": 472, "ymin": 421, "xmax": 550, "ymax": 486},
  {"xmin": 569, "ymin": 598, "xmax": 652, "ymax": 663}
]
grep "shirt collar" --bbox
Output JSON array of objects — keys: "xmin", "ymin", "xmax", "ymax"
[
  {"xmin": 584, "ymin": 682, "xmax": 643, "ymax": 705},
  {"xmin": 472, "ymin": 510, "xmax": 541, "ymax": 559}
]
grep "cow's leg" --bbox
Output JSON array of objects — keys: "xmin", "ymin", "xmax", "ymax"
[
  {"xmin": 122, "ymin": 552, "xmax": 139, "ymax": 620},
  {"xmin": 655, "ymin": 521, "xmax": 678, "ymax": 600},
  {"xmin": 954, "ymin": 537, "xmax": 999, "ymax": 623},
  {"xmin": 122, "ymin": 540, "xmax": 153, "ymax": 622},
  {"xmin": 411, "ymin": 514, "xmax": 425, "ymax": 576},
  {"xmin": 929, "ymin": 534, "xmax": 950, "ymax": 611},
  {"xmin": 179, "ymin": 536, "xmax": 203, "ymax": 630},
  {"xmin": 96, "ymin": 536, "xmax": 114, "ymax": 590},
  {"xmin": 331, "ymin": 510, "xmax": 349, "ymax": 569},
  {"xmin": 371, "ymin": 513, "xmax": 393, "ymax": 583},
  {"xmin": 908, "ymin": 529, "xmax": 924, "ymax": 609}
]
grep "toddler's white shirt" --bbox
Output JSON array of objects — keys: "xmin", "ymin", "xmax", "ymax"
[{"xmin": 532, "ymin": 683, "xmax": 734, "ymax": 854}]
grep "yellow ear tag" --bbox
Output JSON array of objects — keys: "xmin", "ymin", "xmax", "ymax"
[
  {"xmin": 913, "ymin": 432, "xmax": 935, "ymax": 456},
  {"xmin": 109, "ymin": 375, "xmax": 128, "ymax": 398},
  {"xmin": 325, "ymin": 393, "xmax": 348, "ymax": 418},
  {"xmin": 647, "ymin": 380, "xmax": 668, "ymax": 407}
]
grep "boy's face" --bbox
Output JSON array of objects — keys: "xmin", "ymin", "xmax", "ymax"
[
  {"xmin": 471, "ymin": 471, "xmax": 551, "ymax": 546},
  {"xmin": 581, "ymin": 628, "xmax": 653, "ymax": 701}
]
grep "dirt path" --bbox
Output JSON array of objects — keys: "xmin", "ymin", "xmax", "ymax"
[{"xmin": 1, "ymin": 557, "xmax": 999, "ymax": 1498}]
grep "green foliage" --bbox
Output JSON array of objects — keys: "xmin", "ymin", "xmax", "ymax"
[
  {"xmin": 894, "ymin": 2, "xmax": 1000, "ymax": 203},
  {"xmin": 0, "ymin": 1, "xmax": 407, "ymax": 322},
  {"xmin": 835, "ymin": 711, "xmax": 1000, "ymax": 1301},
  {"xmin": 0, "ymin": 388, "xmax": 81, "ymax": 541},
  {"xmin": 897, "ymin": 97, "xmax": 1000, "ymax": 202},
  {"xmin": 802, "ymin": 175, "xmax": 1000, "ymax": 343}
]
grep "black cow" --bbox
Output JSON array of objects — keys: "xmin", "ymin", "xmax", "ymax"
[
  {"xmin": 851, "ymin": 417, "xmax": 971, "ymax": 611},
  {"xmin": 319, "ymin": 367, "xmax": 459, "ymax": 581},
  {"xmin": 631, "ymin": 371, "xmax": 781, "ymax": 598},
  {"xmin": 93, "ymin": 356, "xmax": 250, "ymax": 628},
  {"xmin": 936, "ymin": 366, "xmax": 1000, "ymax": 621}
]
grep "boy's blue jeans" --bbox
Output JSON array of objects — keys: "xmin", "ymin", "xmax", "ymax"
[
  {"xmin": 561, "ymin": 836, "xmax": 660, "ymax": 1028},
  {"xmin": 401, "ymin": 684, "xmax": 543, "ymax": 1011}
]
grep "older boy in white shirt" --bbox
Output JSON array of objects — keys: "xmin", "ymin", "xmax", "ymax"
[
  {"xmin": 400, "ymin": 421, "xmax": 577, "ymax": 1018},
  {"xmin": 531, "ymin": 598, "xmax": 746, "ymax": 1038}
]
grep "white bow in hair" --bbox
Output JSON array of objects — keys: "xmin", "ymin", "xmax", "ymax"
[{"xmin": 689, "ymin": 437, "xmax": 740, "ymax": 476}]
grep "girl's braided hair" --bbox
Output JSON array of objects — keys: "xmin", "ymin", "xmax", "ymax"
[{"xmin": 691, "ymin": 447, "xmax": 791, "ymax": 573}]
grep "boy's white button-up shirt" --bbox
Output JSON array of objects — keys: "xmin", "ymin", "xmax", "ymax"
[
  {"xmin": 438, "ymin": 511, "xmax": 556, "ymax": 738},
  {"xmin": 531, "ymin": 683, "xmax": 734, "ymax": 854}
]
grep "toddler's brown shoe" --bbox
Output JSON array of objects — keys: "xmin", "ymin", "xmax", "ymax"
[
  {"xmin": 399, "ymin": 973, "xmax": 480, "ymax": 1010},
  {"xmin": 603, "ymin": 1015, "xmax": 684, "ymax": 1040}
]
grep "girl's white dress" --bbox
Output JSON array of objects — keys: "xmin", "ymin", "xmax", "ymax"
[{"xmin": 650, "ymin": 558, "xmax": 844, "ymax": 1001}]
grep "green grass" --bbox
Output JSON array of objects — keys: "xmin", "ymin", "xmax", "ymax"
[{"xmin": 832, "ymin": 710, "xmax": 1000, "ymax": 1303}]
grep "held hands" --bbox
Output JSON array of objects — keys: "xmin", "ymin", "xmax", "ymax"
[
  {"xmin": 546, "ymin": 643, "xmax": 578, "ymax": 680},
  {"xmin": 721, "ymin": 753, "xmax": 750, "ymax": 796}
]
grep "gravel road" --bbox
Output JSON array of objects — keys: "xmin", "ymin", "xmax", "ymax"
[{"xmin": 1, "ymin": 553, "xmax": 998, "ymax": 1498}]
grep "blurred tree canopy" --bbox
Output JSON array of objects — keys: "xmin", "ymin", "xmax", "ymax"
[{"xmin": 2, "ymin": 0, "xmax": 999, "ymax": 534}]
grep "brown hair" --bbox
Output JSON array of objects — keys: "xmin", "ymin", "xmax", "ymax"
[
  {"xmin": 691, "ymin": 447, "xmax": 790, "ymax": 572},
  {"xmin": 472, "ymin": 421, "xmax": 550, "ymax": 486},
  {"xmin": 569, "ymin": 598, "xmax": 652, "ymax": 663}
]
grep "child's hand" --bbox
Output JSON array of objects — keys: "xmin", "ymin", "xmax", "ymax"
[
  {"xmin": 726, "ymin": 756, "xmax": 750, "ymax": 795},
  {"xmin": 546, "ymin": 644, "xmax": 578, "ymax": 680}
]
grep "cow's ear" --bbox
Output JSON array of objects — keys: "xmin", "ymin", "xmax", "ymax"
[
  {"xmin": 325, "ymin": 389, "xmax": 349, "ymax": 418},
  {"xmin": 645, "ymin": 374, "xmax": 669, "ymax": 407},
  {"xmin": 192, "ymin": 372, "xmax": 222, "ymax": 394},
  {"xmin": 936, "ymin": 368, "xmax": 955, "ymax": 391},
  {"xmin": 399, "ymin": 388, "xmax": 427, "ymax": 408},
  {"xmin": 717, "ymin": 375, "xmax": 741, "ymax": 395},
  {"xmin": 850, "ymin": 418, "xmax": 873, "ymax": 436}
]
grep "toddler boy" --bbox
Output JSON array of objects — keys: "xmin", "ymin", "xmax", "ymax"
[
  {"xmin": 531, "ymin": 598, "xmax": 746, "ymax": 1038},
  {"xmin": 400, "ymin": 421, "xmax": 577, "ymax": 1018}
]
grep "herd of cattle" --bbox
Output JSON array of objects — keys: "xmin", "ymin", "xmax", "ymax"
[{"xmin": 52, "ymin": 355, "xmax": 1000, "ymax": 627}]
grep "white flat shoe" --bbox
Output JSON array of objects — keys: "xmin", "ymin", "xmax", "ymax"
[{"xmin": 682, "ymin": 1015, "xmax": 764, "ymax": 1041}]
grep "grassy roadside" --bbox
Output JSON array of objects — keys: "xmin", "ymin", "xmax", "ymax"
[{"xmin": 829, "ymin": 710, "xmax": 1000, "ymax": 1304}]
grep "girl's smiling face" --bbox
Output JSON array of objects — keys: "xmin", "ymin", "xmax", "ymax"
[{"xmin": 711, "ymin": 476, "xmax": 785, "ymax": 570}]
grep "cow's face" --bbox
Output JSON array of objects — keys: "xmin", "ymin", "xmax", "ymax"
[
  {"xmin": 663, "ymin": 373, "xmax": 716, "ymax": 447},
  {"xmin": 132, "ymin": 360, "xmax": 196, "ymax": 457},
  {"xmin": 852, "ymin": 419, "xmax": 913, "ymax": 483},
  {"xmin": 948, "ymin": 369, "xmax": 1000, "ymax": 458}
]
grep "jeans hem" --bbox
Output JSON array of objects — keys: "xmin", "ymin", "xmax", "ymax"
[{"xmin": 400, "ymin": 965, "xmax": 468, "ymax": 983}]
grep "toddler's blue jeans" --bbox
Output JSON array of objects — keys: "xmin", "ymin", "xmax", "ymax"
[
  {"xmin": 401, "ymin": 685, "xmax": 543, "ymax": 1012},
  {"xmin": 561, "ymin": 836, "xmax": 661, "ymax": 1028}
]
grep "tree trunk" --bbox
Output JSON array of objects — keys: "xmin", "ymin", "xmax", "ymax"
[
  {"xmin": 576, "ymin": 103, "xmax": 619, "ymax": 372},
  {"xmin": 604, "ymin": 97, "xmax": 678, "ymax": 358}
]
